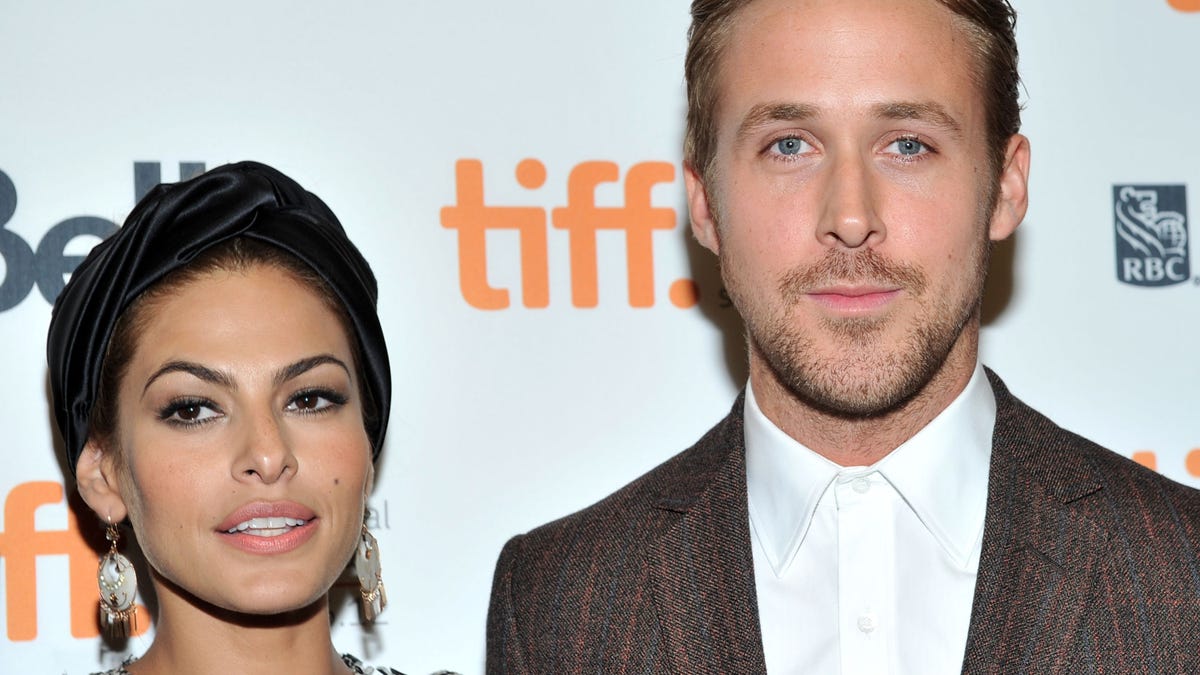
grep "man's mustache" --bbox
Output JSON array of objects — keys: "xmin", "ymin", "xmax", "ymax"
[{"xmin": 778, "ymin": 249, "xmax": 927, "ymax": 302}]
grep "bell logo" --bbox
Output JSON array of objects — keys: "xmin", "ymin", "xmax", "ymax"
[
  {"xmin": 441, "ymin": 159, "xmax": 699, "ymax": 310},
  {"xmin": 0, "ymin": 161, "xmax": 207, "ymax": 313},
  {"xmin": 1168, "ymin": 0, "xmax": 1200, "ymax": 11},
  {"xmin": 0, "ymin": 481, "xmax": 150, "ymax": 641}
]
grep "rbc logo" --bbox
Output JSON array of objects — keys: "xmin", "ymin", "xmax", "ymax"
[{"xmin": 1113, "ymin": 185, "xmax": 1190, "ymax": 287}]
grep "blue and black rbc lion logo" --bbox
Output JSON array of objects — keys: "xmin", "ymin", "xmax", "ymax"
[{"xmin": 1114, "ymin": 185, "xmax": 1190, "ymax": 287}]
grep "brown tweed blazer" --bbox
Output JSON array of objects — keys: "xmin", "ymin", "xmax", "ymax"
[{"xmin": 487, "ymin": 371, "xmax": 1200, "ymax": 674}]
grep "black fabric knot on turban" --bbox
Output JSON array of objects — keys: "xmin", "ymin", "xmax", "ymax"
[{"xmin": 46, "ymin": 161, "xmax": 391, "ymax": 475}]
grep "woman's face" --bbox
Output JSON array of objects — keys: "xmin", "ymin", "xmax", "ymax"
[{"xmin": 108, "ymin": 263, "xmax": 372, "ymax": 615}]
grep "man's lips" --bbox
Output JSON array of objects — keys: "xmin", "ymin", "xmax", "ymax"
[{"xmin": 806, "ymin": 286, "xmax": 902, "ymax": 312}]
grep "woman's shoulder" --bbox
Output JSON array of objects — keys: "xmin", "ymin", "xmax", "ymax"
[
  {"xmin": 341, "ymin": 653, "xmax": 405, "ymax": 675},
  {"xmin": 340, "ymin": 653, "xmax": 461, "ymax": 675},
  {"xmin": 88, "ymin": 654, "xmax": 136, "ymax": 675}
]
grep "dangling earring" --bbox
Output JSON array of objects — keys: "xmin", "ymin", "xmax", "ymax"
[
  {"xmin": 355, "ymin": 523, "xmax": 387, "ymax": 622},
  {"xmin": 98, "ymin": 521, "xmax": 138, "ymax": 637}
]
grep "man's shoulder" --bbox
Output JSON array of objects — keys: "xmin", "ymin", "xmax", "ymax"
[
  {"xmin": 1062, "ymin": 417, "xmax": 1200, "ymax": 518},
  {"xmin": 504, "ymin": 399, "xmax": 744, "ymax": 561},
  {"xmin": 991, "ymin": 371, "xmax": 1200, "ymax": 523},
  {"xmin": 486, "ymin": 399, "xmax": 751, "ymax": 670},
  {"xmin": 1077, "ymin": 427, "xmax": 1200, "ymax": 505}
]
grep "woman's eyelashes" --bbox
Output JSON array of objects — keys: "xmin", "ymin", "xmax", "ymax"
[
  {"xmin": 158, "ymin": 397, "xmax": 224, "ymax": 427},
  {"xmin": 155, "ymin": 387, "xmax": 348, "ymax": 428},
  {"xmin": 285, "ymin": 388, "xmax": 349, "ymax": 415}
]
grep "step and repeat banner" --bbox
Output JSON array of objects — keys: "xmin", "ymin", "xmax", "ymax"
[{"xmin": 2, "ymin": 1, "xmax": 1197, "ymax": 673}]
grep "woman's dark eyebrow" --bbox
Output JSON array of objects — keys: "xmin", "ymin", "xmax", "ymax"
[
  {"xmin": 274, "ymin": 354, "xmax": 352, "ymax": 386},
  {"xmin": 141, "ymin": 355, "xmax": 350, "ymax": 398},
  {"xmin": 142, "ymin": 361, "xmax": 235, "ymax": 397}
]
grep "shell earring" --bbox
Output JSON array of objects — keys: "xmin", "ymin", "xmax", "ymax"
[
  {"xmin": 355, "ymin": 523, "xmax": 387, "ymax": 622},
  {"xmin": 98, "ymin": 522, "xmax": 138, "ymax": 637}
]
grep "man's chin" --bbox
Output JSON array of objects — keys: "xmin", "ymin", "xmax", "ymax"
[
  {"xmin": 794, "ymin": 382, "xmax": 922, "ymax": 420},
  {"xmin": 761, "ymin": 341, "xmax": 942, "ymax": 420}
]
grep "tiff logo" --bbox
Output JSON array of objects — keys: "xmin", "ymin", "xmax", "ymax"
[
  {"xmin": 0, "ymin": 481, "xmax": 150, "ymax": 641},
  {"xmin": 1114, "ymin": 185, "xmax": 1190, "ymax": 287},
  {"xmin": 441, "ymin": 159, "xmax": 699, "ymax": 310}
]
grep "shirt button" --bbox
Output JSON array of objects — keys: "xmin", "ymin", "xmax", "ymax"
[
  {"xmin": 851, "ymin": 477, "xmax": 871, "ymax": 494},
  {"xmin": 857, "ymin": 614, "xmax": 876, "ymax": 634}
]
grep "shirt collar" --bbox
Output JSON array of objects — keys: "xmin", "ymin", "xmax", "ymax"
[{"xmin": 745, "ymin": 363, "xmax": 995, "ymax": 576}]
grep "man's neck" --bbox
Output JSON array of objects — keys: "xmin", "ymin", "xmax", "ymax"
[{"xmin": 750, "ymin": 329, "xmax": 981, "ymax": 467}]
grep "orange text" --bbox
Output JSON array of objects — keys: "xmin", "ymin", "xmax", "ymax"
[
  {"xmin": 0, "ymin": 481, "xmax": 150, "ymax": 641},
  {"xmin": 441, "ymin": 159, "xmax": 697, "ymax": 310},
  {"xmin": 1130, "ymin": 448, "xmax": 1200, "ymax": 478}
]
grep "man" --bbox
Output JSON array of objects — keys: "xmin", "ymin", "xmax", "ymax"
[{"xmin": 487, "ymin": 0, "xmax": 1200, "ymax": 672}]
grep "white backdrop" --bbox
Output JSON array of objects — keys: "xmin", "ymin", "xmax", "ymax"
[{"xmin": 1, "ymin": 1, "xmax": 1197, "ymax": 673}]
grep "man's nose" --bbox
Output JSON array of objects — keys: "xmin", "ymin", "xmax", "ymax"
[{"xmin": 816, "ymin": 152, "xmax": 885, "ymax": 250}]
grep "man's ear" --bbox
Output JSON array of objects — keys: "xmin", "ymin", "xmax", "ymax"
[
  {"xmin": 989, "ymin": 133, "xmax": 1031, "ymax": 242},
  {"xmin": 685, "ymin": 162, "xmax": 721, "ymax": 255},
  {"xmin": 75, "ymin": 439, "xmax": 129, "ymax": 523}
]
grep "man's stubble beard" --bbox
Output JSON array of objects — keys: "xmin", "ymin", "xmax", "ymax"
[{"xmin": 719, "ymin": 217, "xmax": 993, "ymax": 421}]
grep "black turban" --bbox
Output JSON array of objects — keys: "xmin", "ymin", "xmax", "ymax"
[{"xmin": 47, "ymin": 161, "xmax": 391, "ymax": 475}]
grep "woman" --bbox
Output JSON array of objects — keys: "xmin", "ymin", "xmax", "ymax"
[{"xmin": 47, "ymin": 162, "xmax": 426, "ymax": 674}]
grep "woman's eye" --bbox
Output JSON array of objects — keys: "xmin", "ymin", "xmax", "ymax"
[
  {"xmin": 160, "ymin": 400, "xmax": 221, "ymax": 425},
  {"xmin": 889, "ymin": 137, "xmax": 929, "ymax": 157},
  {"xmin": 771, "ymin": 137, "xmax": 810, "ymax": 157},
  {"xmin": 286, "ymin": 390, "xmax": 347, "ymax": 413}
]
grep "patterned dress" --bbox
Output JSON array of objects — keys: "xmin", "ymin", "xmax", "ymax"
[{"xmin": 91, "ymin": 652, "xmax": 454, "ymax": 674}]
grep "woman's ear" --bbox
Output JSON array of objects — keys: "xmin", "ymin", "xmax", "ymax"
[{"xmin": 75, "ymin": 439, "xmax": 129, "ymax": 523}]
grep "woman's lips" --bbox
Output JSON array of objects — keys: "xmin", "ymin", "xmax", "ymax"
[
  {"xmin": 217, "ymin": 502, "xmax": 318, "ymax": 555},
  {"xmin": 225, "ymin": 516, "xmax": 309, "ymax": 535},
  {"xmin": 806, "ymin": 286, "xmax": 902, "ymax": 313}
]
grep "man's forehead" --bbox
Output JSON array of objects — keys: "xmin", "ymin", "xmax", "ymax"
[
  {"xmin": 715, "ymin": 0, "xmax": 978, "ymax": 72},
  {"xmin": 721, "ymin": 0, "xmax": 971, "ymax": 53},
  {"xmin": 712, "ymin": 0, "xmax": 986, "ymax": 129}
]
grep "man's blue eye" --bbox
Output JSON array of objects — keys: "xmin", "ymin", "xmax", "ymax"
[
  {"xmin": 895, "ymin": 138, "xmax": 925, "ymax": 155},
  {"xmin": 775, "ymin": 138, "xmax": 805, "ymax": 156}
]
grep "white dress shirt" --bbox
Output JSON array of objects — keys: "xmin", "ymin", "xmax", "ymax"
[{"xmin": 746, "ymin": 364, "xmax": 996, "ymax": 675}]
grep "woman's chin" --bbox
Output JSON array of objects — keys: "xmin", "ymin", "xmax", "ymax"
[{"xmin": 156, "ymin": 568, "xmax": 330, "ymax": 623}]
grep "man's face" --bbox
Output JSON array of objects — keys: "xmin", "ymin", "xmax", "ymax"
[{"xmin": 686, "ymin": 0, "xmax": 1028, "ymax": 417}]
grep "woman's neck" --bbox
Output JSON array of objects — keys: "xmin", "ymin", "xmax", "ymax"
[{"xmin": 127, "ymin": 583, "xmax": 350, "ymax": 675}]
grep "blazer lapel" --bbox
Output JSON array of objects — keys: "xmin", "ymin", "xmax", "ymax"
[
  {"xmin": 638, "ymin": 377, "xmax": 1112, "ymax": 673},
  {"xmin": 645, "ymin": 397, "xmax": 769, "ymax": 674},
  {"xmin": 961, "ymin": 372, "xmax": 1107, "ymax": 673}
]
